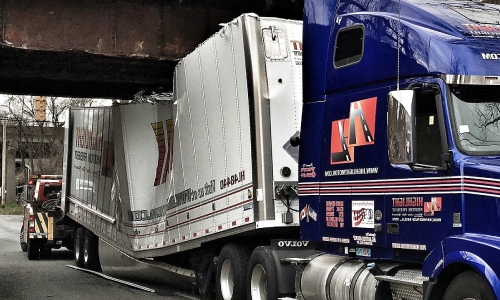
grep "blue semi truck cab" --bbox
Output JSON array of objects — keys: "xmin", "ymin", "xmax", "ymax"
[{"xmin": 296, "ymin": 0, "xmax": 500, "ymax": 299}]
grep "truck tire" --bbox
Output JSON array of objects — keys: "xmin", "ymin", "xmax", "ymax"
[
  {"xmin": 74, "ymin": 227, "xmax": 85, "ymax": 267},
  {"xmin": 83, "ymin": 229, "xmax": 101, "ymax": 271},
  {"xmin": 247, "ymin": 246, "xmax": 278, "ymax": 300},
  {"xmin": 216, "ymin": 243, "xmax": 250, "ymax": 300},
  {"xmin": 20, "ymin": 225, "xmax": 28, "ymax": 252},
  {"xmin": 27, "ymin": 238, "xmax": 39, "ymax": 260},
  {"xmin": 443, "ymin": 270, "xmax": 495, "ymax": 300}
]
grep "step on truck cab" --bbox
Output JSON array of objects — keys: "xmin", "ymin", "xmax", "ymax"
[{"xmin": 296, "ymin": 0, "xmax": 500, "ymax": 299}]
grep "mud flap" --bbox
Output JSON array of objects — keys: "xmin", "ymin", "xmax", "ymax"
[{"xmin": 189, "ymin": 249, "xmax": 215, "ymax": 296}]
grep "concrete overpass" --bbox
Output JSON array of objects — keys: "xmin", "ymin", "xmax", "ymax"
[{"xmin": 0, "ymin": 0, "xmax": 303, "ymax": 99}]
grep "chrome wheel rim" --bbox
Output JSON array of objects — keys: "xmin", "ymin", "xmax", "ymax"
[
  {"xmin": 83, "ymin": 237, "xmax": 89, "ymax": 264},
  {"xmin": 75, "ymin": 235, "xmax": 81, "ymax": 261},
  {"xmin": 250, "ymin": 264, "xmax": 267, "ymax": 300},
  {"xmin": 220, "ymin": 259, "xmax": 234, "ymax": 300}
]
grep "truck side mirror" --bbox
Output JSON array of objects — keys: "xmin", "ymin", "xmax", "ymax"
[{"xmin": 387, "ymin": 90, "xmax": 416, "ymax": 165}]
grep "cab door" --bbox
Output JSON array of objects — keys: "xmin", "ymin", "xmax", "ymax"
[{"xmin": 385, "ymin": 82, "xmax": 455, "ymax": 260}]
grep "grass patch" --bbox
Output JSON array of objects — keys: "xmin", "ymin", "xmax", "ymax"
[{"xmin": 0, "ymin": 202, "xmax": 24, "ymax": 215}]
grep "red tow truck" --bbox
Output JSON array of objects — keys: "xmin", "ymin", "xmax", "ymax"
[{"xmin": 20, "ymin": 175, "xmax": 75, "ymax": 260}]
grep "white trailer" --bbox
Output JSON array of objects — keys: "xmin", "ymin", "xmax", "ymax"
[{"xmin": 61, "ymin": 14, "xmax": 310, "ymax": 299}]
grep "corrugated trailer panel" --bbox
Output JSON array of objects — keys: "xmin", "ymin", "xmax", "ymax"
[
  {"xmin": 66, "ymin": 107, "xmax": 118, "ymax": 241},
  {"xmin": 172, "ymin": 15, "xmax": 254, "ymax": 243}
]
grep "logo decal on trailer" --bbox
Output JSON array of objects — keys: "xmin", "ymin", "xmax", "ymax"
[
  {"xmin": 291, "ymin": 40, "xmax": 303, "ymax": 65},
  {"xmin": 151, "ymin": 118, "xmax": 174, "ymax": 186},
  {"xmin": 330, "ymin": 97, "xmax": 377, "ymax": 165}
]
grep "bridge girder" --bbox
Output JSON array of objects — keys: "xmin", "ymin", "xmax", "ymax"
[{"xmin": 0, "ymin": 0, "xmax": 303, "ymax": 99}]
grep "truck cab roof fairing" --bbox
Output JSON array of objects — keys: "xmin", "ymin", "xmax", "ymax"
[{"xmin": 304, "ymin": 0, "xmax": 500, "ymax": 100}]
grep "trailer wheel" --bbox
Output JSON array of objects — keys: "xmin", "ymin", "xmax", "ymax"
[
  {"xmin": 20, "ymin": 225, "xmax": 28, "ymax": 252},
  {"xmin": 27, "ymin": 238, "xmax": 39, "ymax": 260},
  {"xmin": 216, "ymin": 243, "xmax": 250, "ymax": 300},
  {"xmin": 83, "ymin": 229, "xmax": 101, "ymax": 271},
  {"xmin": 443, "ymin": 270, "xmax": 494, "ymax": 300},
  {"xmin": 247, "ymin": 246, "xmax": 278, "ymax": 300},
  {"xmin": 74, "ymin": 227, "xmax": 85, "ymax": 267}
]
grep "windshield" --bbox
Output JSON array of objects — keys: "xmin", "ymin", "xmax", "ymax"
[{"xmin": 451, "ymin": 85, "xmax": 500, "ymax": 154}]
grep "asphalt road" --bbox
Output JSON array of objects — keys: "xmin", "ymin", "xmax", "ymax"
[{"xmin": 0, "ymin": 215, "xmax": 202, "ymax": 300}]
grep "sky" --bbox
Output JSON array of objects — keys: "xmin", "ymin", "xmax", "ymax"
[{"xmin": 0, "ymin": 94, "xmax": 113, "ymax": 123}]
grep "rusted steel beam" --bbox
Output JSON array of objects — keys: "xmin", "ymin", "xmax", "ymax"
[
  {"xmin": 0, "ymin": 0, "xmax": 302, "ymax": 98},
  {"xmin": 0, "ymin": 46, "xmax": 176, "ymax": 99},
  {"xmin": 0, "ymin": 0, "xmax": 277, "ymax": 59}
]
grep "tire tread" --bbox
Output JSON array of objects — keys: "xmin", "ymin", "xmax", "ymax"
[{"xmin": 216, "ymin": 243, "xmax": 251, "ymax": 300}]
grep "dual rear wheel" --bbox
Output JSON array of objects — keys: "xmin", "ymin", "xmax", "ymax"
[
  {"xmin": 74, "ymin": 227, "xmax": 101, "ymax": 271},
  {"xmin": 247, "ymin": 247, "xmax": 277, "ymax": 300},
  {"xmin": 215, "ymin": 244, "xmax": 278, "ymax": 300},
  {"xmin": 216, "ymin": 243, "xmax": 250, "ymax": 300}
]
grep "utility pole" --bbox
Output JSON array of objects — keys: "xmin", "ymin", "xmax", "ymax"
[{"xmin": 1, "ymin": 118, "xmax": 6, "ymax": 208}]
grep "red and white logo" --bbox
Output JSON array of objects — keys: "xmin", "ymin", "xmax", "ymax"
[
  {"xmin": 151, "ymin": 119, "xmax": 174, "ymax": 186},
  {"xmin": 330, "ymin": 97, "xmax": 377, "ymax": 165}
]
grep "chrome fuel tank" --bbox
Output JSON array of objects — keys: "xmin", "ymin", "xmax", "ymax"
[{"xmin": 297, "ymin": 254, "xmax": 403, "ymax": 300}]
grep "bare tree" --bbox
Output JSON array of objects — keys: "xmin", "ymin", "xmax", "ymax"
[
  {"xmin": 0, "ymin": 95, "xmax": 101, "ymax": 184},
  {"xmin": 46, "ymin": 97, "xmax": 99, "ymax": 124}
]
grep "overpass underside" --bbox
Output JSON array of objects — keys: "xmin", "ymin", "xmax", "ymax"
[{"xmin": 0, "ymin": 0, "xmax": 303, "ymax": 99}]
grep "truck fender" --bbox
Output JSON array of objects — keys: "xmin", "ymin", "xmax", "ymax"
[
  {"xmin": 265, "ymin": 246, "xmax": 316, "ymax": 295},
  {"xmin": 442, "ymin": 251, "xmax": 500, "ymax": 296},
  {"xmin": 422, "ymin": 235, "xmax": 500, "ymax": 298},
  {"xmin": 422, "ymin": 242, "xmax": 445, "ymax": 278}
]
